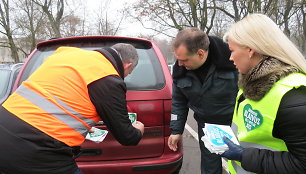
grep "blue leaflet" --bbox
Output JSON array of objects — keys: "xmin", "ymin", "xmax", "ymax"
[{"xmin": 206, "ymin": 125, "xmax": 232, "ymax": 146}]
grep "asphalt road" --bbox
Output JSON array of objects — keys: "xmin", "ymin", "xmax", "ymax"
[{"xmin": 179, "ymin": 110, "xmax": 228, "ymax": 174}]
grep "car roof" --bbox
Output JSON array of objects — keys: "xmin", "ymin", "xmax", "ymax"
[
  {"xmin": 36, "ymin": 36, "xmax": 153, "ymax": 49},
  {"xmin": 0, "ymin": 63, "xmax": 24, "ymax": 70}
]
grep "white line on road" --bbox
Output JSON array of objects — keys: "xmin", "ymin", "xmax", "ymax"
[
  {"xmin": 185, "ymin": 123, "xmax": 199, "ymax": 141},
  {"xmin": 185, "ymin": 123, "xmax": 229, "ymax": 173}
]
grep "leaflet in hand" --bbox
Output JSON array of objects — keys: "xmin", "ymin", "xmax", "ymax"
[
  {"xmin": 201, "ymin": 123, "xmax": 239, "ymax": 154},
  {"xmin": 85, "ymin": 127, "xmax": 108, "ymax": 143},
  {"xmin": 128, "ymin": 112, "xmax": 137, "ymax": 124},
  {"xmin": 86, "ymin": 113, "xmax": 136, "ymax": 143}
]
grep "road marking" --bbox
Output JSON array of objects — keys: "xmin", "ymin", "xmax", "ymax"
[
  {"xmin": 185, "ymin": 123, "xmax": 199, "ymax": 141},
  {"xmin": 185, "ymin": 123, "xmax": 229, "ymax": 173}
]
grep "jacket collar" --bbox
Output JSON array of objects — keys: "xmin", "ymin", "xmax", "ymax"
[
  {"xmin": 239, "ymin": 56, "xmax": 300, "ymax": 101},
  {"xmin": 95, "ymin": 48, "xmax": 125, "ymax": 79},
  {"xmin": 172, "ymin": 36, "xmax": 235, "ymax": 80}
]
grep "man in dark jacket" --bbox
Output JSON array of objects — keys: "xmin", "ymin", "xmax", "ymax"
[
  {"xmin": 0, "ymin": 43, "xmax": 144, "ymax": 174},
  {"xmin": 168, "ymin": 28, "xmax": 238, "ymax": 174}
]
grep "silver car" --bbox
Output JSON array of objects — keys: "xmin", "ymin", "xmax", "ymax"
[{"xmin": 0, "ymin": 63, "xmax": 23, "ymax": 104}]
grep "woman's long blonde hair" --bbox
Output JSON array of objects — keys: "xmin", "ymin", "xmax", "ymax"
[{"xmin": 225, "ymin": 13, "xmax": 306, "ymax": 73}]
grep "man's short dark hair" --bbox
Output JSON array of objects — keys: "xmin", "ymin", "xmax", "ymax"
[
  {"xmin": 112, "ymin": 43, "xmax": 139, "ymax": 69},
  {"xmin": 173, "ymin": 28, "xmax": 210, "ymax": 55}
]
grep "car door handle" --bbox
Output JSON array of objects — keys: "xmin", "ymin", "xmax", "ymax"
[{"xmin": 80, "ymin": 148, "xmax": 102, "ymax": 156}]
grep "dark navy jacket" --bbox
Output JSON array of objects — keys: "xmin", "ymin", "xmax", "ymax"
[{"xmin": 170, "ymin": 36, "xmax": 238, "ymax": 135}]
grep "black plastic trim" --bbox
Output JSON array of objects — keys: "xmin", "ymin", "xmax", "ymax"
[
  {"xmin": 79, "ymin": 148, "xmax": 102, "ymax": 156},
  {"xmin": 132, "ymin": 156, "xmax": 183, "ymax": 171}
]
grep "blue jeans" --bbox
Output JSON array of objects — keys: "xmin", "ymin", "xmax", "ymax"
[
  {"xmin": 198, "ymin": 122, "xmax": 222, "ymax": 174},
  {"xmin": 74, "ymin": 168, "xmax": 84, "ymax": 174}
]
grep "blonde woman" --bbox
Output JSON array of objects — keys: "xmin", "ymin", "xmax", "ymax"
[{"xmin": 221, "ymin": 13, "xmax": 306, "ymax": 174}]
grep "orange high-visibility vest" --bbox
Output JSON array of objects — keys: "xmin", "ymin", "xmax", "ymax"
[{"xmin": 3, "ymin": 46, "xmax": 119, "ymax": 146}]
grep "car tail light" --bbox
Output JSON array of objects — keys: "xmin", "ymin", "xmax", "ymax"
[{"xmin": 128, "ymin": 101, "xmax": 164, "ymax": 127}]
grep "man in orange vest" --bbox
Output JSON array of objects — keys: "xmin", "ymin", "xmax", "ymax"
[{"xmin": 0, "ymin": 43, "xmax": 144, "ymax": 174}]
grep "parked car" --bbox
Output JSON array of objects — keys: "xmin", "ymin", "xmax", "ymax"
[
  {"xmin": 0, "ymin": 63, "xmax": 23, "ymax": 104},
  {"xmin": 12, "ymin": 36, "xmax": 183, "ymax": 174}
]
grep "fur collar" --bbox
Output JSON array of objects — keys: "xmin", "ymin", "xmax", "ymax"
[{"xmin": 239, "ymin": 56, "xmax": 300, "ymax": 101}]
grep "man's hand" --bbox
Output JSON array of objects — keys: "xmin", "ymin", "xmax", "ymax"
[
  {"xmin": 221, "ymin": 136, "xmax": 244, "ymax": 161},
  {"xmin": 88, "ymin": 128, "xmax": 95, "ymax": 133},
  {"xmin": 168, "ymin": 134, "xmax": 182, "ymax": 151},
  {"xmin": 132, "ymin": 121, "xmax": 144, "ymax": 135}
]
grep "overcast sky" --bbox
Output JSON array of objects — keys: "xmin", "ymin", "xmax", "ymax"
[{"xmin": 80, "ymin": 0, "xmax": 169, "ymax": 39}]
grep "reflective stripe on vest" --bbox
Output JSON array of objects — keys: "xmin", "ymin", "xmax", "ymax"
[
  {"xmin": 232, "ymin": 123, "xmax": 276, "ymax": 151},
  {"xmin": 231, "ymin": 160, "xmax": 254, "ymax": 174},
  {"xmin": 228, "ymin": 73, "xmax": 306, "ymax": 174},
  {"xmin": 16, "ymin": 85, "xmax": 95, "ymax": 137}
]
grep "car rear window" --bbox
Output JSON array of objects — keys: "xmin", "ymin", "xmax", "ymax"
[
  {"xmin": 0, "ymin": 69, "xmax": 11, "ymax": 99},
  {"xmin": 18, "ymin": 43, "xmax": 165, "ymax": 91}
]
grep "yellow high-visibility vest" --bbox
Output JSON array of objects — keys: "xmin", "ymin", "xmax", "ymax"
[{"xmin": 228, "ymin": 73, "xmax": 306, "ymax": 174}]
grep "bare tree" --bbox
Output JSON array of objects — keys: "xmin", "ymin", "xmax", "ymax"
[
  {"xmin": 130, "ymin": 0, "xmax": 305, "ymax": 52},
  {"xmin": 301, "ymin": 1, "xmax": 306, "ymax": 54},
  {"xmin": 61, "ymin": 14, "xmax": 82, "ymax": 37},
  {"xmin": 209, "ymin": 0, "xmax": 241, "ymax": 21},
  {"xmin": 291, "ymin": 0, "xmax": 306, "ymax": 54},
  {"xmin": 14, "ymin": 0, "xmax": 46, "ymax": 55},
  {"xmin": 210, "ymin": 10, "xmax": 232, "ymax": 37},
  {"xmin": 138, "ymin": 33, "xmax": 175, "ymax": 64},
  {"xmin": 212, "ymin": 0, "xmax": 280, "ymax": 22},
  {"xmin": 155, "ymin": 38, "xmax": 175, "ymax": 64},
  {"xmin": 94, "ymin": 0, "xmax": 123, "ymax": 35},
  {"xmin": 0, "ymin": 0, "xmax": 19, "ymax": 62},
  {"xmin": 62, "ymin": 0, "xmax": 91, "ymax": 36},
  {"xmin": 32, "ymin": 0, "xmax": 64, "ymax": 38},
  {"xmin": 129, "ymin": 0, "xmax": 218, "ymax": 36}
]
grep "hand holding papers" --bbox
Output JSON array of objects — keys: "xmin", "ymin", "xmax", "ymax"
[
  {"xmin": 201, "ymin": 123, "xmax": 239, "ymax": 154},
  {"xmin": 85, "ymin": 112, "xmax": 137, "ymax": 143},
  {"xmin": 85, "ymin": 127, "xmax": 108, "ymax": 143}
]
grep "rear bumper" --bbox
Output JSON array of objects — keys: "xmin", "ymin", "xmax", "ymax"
[
  {"xmin": 133, "ymin": 156, "xmax": 182, "ymax": 171},
  {"xmin": 77, "ymin": 151, "xmax": 183, "ymax": 174}
]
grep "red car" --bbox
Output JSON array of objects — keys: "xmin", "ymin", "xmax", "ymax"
[{"xmin": 12, "ymin": 36, "xmax": 183, "ymax": 174}]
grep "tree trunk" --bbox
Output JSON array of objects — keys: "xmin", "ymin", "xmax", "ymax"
[{"xmin": 0, "ymin": 0, "xmax": 19, "ymax": 62}]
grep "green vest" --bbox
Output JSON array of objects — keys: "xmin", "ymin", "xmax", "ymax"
[{"xmin": 228, "ymin": 73, "xmax": 306, "ymax": 174}]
